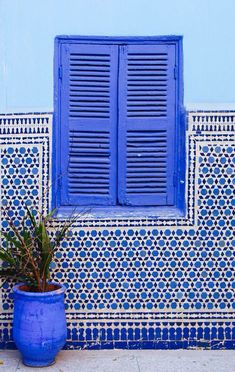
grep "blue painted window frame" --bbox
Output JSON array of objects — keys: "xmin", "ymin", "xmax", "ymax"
[{"xmin": 53, "ymin": 36, "xmax": 185, "ymax": 218}]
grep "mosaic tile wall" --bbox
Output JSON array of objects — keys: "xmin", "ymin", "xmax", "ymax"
[{"xmin": 0, "ymin": 111, "xmax": 235, "ymax": 349}]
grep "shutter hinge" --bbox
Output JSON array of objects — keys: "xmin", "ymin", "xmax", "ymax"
[
  {"xmin": 58, "ymin": 65, "xmax": 63, "ymax": 80},
  {"xmin": 174, "ymin": 66, "xmax": 178, "ymax": 80}
]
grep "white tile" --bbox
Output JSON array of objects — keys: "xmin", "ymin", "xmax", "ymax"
[
  {"xmin": 16, "ymin": 350, "xmax": 139, "ymax": 372},
  {"xmin": 0, "ymin": 350, "xmax": 20, "ymax": 372},
  {"xmin": 135, "ymin": 350, "xmax": 235, "ymax": 372},
  {"xmin": 56, "ymin": 350, "xmax": 139, "ymax": 372},
  {"xmin": 2, "ymin": 350, "xmax": 235, "ymax": 372}
]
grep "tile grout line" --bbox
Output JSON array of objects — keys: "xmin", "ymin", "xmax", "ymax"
[
  {"xmin": 15, "ymin": 358, "xmax": 20, "ymax": 371},
  {"xmin": 135, "ymin": 355, "xmax": 141, "ymax": 372}
]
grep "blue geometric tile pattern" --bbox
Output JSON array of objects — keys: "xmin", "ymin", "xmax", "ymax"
[
  {"xmin": 0, "ymin": 111, "xmax": 235, "ymax": 349},
  {"xmin": 1, "ymin": 145, "xmax": 41, "ymax": 219}
]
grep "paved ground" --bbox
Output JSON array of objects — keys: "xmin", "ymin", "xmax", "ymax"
[{"xmin": 0, "ymin": 349, "xmax": 234, "ymax": 372}]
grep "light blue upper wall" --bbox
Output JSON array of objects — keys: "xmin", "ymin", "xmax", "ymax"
[{"xmin": 0, "ymin": 0, "xmax": 235, "ymax": 113}]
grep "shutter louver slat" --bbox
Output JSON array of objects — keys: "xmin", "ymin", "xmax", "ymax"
[
  {"xmin": 126, "ymin": 130, "xmax": 167, "ymax": 195},
  {"xmin": 69, "ymin": 53, "xmax": 111, "ymax": 119},
  {"xmin": 118, "ymin": 44, "xmax": 176, "ymax": 206},
  {"xmin": 60, "ymin": 44, "xmax": 118, "ymax": 206},
  {"xmin": 127, "ymin": 52, "xmax": 168, "ymax": 118},
  {"xmin": 68, "ymin": 129, "xmax": 110, "ymax": 196}
]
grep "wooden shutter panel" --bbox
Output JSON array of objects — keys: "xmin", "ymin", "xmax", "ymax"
[
  {"xmin": 118, "ymin": 44, "xmax": 176, "ymax": 206},
  {"xmin": 60, "ymin": 44, "xmax": 118, "ymax": 206}
]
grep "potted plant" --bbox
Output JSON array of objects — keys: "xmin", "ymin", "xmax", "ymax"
[{"xmin": 0, "ymin": 207, "xmax": 73, "ymax": 367}]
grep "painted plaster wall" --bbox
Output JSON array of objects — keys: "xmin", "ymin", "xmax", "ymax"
[
  {"xmin": 0, "ymin": 111, "xmax": 234, "ymax": 349},
  {"xmin": 1, "ymin": 0, "xmax": 235, "ymax": 113},
  {"xmin": 0, "ymin": 0, "xmax": 235, "ymax": 351}
]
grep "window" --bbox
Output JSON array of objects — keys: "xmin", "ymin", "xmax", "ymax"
[{"xmin": 53, "ymin": 36, "xmax": 185, "ymax": 215}]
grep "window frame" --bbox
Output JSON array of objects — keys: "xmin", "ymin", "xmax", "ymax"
[{"xmin": 53, "ymin": 35, "xmax": 185, "ymax": 217}]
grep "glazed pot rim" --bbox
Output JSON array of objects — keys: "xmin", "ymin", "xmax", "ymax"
[{"xmin": 13, "ymin": 282, "xmax": 66, "ymax": 297}]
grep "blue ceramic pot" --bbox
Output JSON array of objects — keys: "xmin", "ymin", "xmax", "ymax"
[{"xmin": 13, "ymin": 282, "xmax": 67, "ymax": 367}]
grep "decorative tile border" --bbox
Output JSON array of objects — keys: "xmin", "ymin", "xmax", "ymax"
[{"xmin": 0, "ymin": 111, "xmax": 235, "ymax": 349}]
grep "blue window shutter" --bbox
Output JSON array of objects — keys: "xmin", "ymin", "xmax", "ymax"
[
  {"xmin": 60, "ymin": 44, "xmax": 118, "ymax": 206},
  {"xmin": 118, "ymin": 44, "xmax": 176, "ymax": 206}
]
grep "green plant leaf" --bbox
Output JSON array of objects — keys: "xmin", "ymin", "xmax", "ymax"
[
  {"xmin": 0, "ymin": 231, "xmax": 22, "ymax": 250},
  {"xmin": 39, "ymin": 221, "xmax": 53, "ymax": 280},
  {"xmin": 44, "ymin": 208, "xmax": 57, "ymax": 221},
  {"xmin": 0, "ymin": 268, "xmax": 18, "ymax": 278},
  {"xmin": 0, "ymin": 250, "xmax": 16, "ymax": 266},
  {"xmin": 25, "ymin": 206, "xmax": 37, "ymax": 228},
  {"xmin": 0, "ymin": 206, "xmax": 80, "ymax": 292}
]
